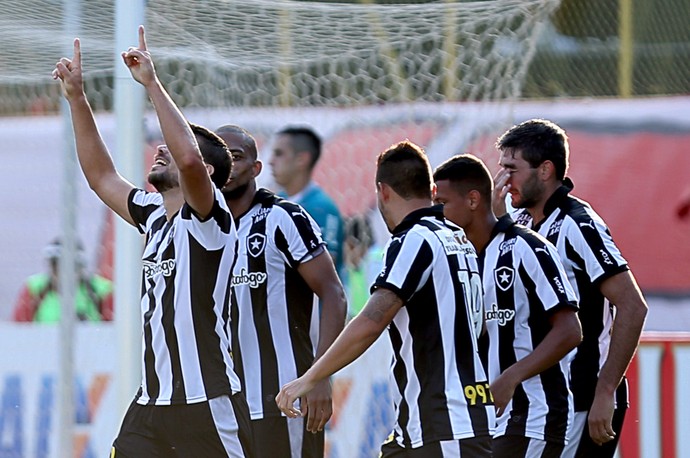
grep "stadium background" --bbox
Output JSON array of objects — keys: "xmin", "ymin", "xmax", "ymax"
[{"xmin": 0, "ymin": 0, "xmax": 688, "ymax": 456}]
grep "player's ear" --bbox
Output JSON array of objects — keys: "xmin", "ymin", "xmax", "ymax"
[
  {"xmin": 377, "ymin": 181, "xmax": 391, "ymax": 201},
  {"xmin": 252, "ymin": 160, "xmax": 263, "ymax": 178},
  {"xmin": 539, "ymin": 160, "xmax": 555, "ymax": 181},
  {"xmin": 205, "ymin": 163, "xmax": 215, "ymax": 177},
  {"xmin": 468, "ymin": 189, "xmax": 481, "ymax": 210}
]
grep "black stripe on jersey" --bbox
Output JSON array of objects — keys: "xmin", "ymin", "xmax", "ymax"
[
  {"xmin": 188, "ymin": 234, "xmax": 232, "ymax": 400},
  {"xmin": 376, "ymin": 235, "xmax": 434, "ymax": 302},
  {"xmin": 180, "ymin": 198, "xmax": 233, "ymax": 235},
  {"xmin": 521, "ymin": 267, "xmax": 569, "ymax": 443},
  {"xmin": 407, "ymin": 280, "xmax": 454, "ymax": 444},
  {"xmin": 566, "ymin": 240, "xmax": 606, "ymax": 412},
  {"xmin": 142, "ymin": 277, "xmax": 160, "ymax": 404},
  {"xmin": 495, "ymin": 248, "xmax": 527, "ymax": 437},
  {"xmin": 160, "ymin": 241, "xmax": 186, "ymax": 404},
  {"xmin": 248, "ymin": 211, "xmax": 281, "ymax": 417},
  {"xmin": 388, "ymin": 323, "xmax": 412, "ymax": 447}
]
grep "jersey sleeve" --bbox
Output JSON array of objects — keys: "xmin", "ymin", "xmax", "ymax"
[
  {"xmin": 127, "ymin": 188, "xmax": 165, "ymax": 235},
  {"xmin": 372, "ymin": 232, "xmax": 433, "ymax": 303},
  {"xmin": 564, "ymin": 210, "xmax": 628, "ymax": 285},
  {"xmin": 179, "ymin": 187, "xmax": 234, "ymax": 250},
  {"xmin": 273, "ymin": 202, "xmax": 325, "ymax": 268}
]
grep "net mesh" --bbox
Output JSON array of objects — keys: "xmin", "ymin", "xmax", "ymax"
[{"xmin": 0, "ymin": 0, "xmax": 560, "ymax": 114}]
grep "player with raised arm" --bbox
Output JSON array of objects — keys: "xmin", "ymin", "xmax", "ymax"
[
  {"xmin": 493, "ymin": 119, "xmax": 648, "ymax": 457},
  {"xmin": 276, "ymin": 140, "xmax": 494, "ymax": 457},
  {"xmin": 216, "ymin": 125, "xmax": 346, "ymax": 458},
  {"xmin": 53, "ymin": 27, "xmax": 253, "ymax": 456},
  {"xmin": 434, "ymin": 154, "xmax": 582, "ymax": 458}
]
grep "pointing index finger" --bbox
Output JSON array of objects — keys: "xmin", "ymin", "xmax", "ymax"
[
  {"xmin": 73, "ymin": 38, "xmax": 81, "ymax": 67},
  {"xmin": 138, "ymin": 25, "xmax": 147, "ymax": 51}
]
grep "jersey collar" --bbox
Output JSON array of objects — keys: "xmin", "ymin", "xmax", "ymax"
[
  {"xmin": 543, "ymin": 177, "xmax": 575, "ymax": 218},
  {"xmin": 392, "ymin": 205, "xmax": 444, "ymax": 235}
]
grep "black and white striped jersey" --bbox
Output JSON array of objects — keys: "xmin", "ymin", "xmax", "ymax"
[
  {"xmin": 512, "ymin": 179, "xmax": 629, "ymax": 412},
  {"xmin": 372, "ymin": 206, "xmax": 495, "ymax": 449},
  {"xmin": 479, "ymin": 215, "xmax": 578, "ymax": 444},
  {"xmin": 127, "ymin": 187, "xmax": 241, "ymax": 406},
  {"xmin": 229, "ymin": 189, "xmax": 324, "ymax": 420}
]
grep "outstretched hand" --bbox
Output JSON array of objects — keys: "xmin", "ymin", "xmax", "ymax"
[
  {"xmin": 121, "ymin": 25, "xmax": 156, "ymax": 87},
  {"xmin": 52, "ymin": 38, "xmax": 84, "ymax": 101}
]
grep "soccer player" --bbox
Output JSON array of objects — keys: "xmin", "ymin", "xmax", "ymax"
[
  {"xmin": 270, "ymin": 126, "xmax": 345, "ymax": 277},
  {"xmin": 493, "ymin": 119, "xmax": 648, "ymax": 457},
  {"xmin": 433, "ymin": 154, "xmax": 582, "ymax": 457},
  {"xmin": 53, "ymin": 28, "xmax": 253, "ymax": 456},
  {"xmin": 216, "ymin": 125, "xmax": 347, "ymax": 458},
  {"xmin": 276, "ymin": 140, "xmax": 495, "ymax": 457}
]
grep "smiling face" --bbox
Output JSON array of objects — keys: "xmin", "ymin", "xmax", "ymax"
[
  {"xmin": 218, "ymin": 130, "xmax": 260, "ymax": 201},
  {"xmin": 498, "ymin": 148, "xmax": 544, "ymax": 209},
  {"xmin": 147, "ymin": 144, "xmax": 180, "ymax": 192}
]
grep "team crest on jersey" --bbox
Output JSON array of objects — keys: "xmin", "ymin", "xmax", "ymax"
[
  {"xmin": 494, "ymin": 266, "xmax": 515, "ymax": 291},
  {"xmin": 247, "ymin": 233, "xmax": 266, "ymax": 257}
]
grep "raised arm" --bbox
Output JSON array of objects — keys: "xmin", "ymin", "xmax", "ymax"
[
  {"xmin": 53, "ymin": 39, "xmax": 136, "ymax": 225},
  {"xmin": 295, "ymin": 251, "xmax": 347, "ymax": 432},
  {"xmin": 122, "ymin": 26, "xmax": 215, "ymax": 218},
  {"xmin": 588, "ymin": 270, "xmax": 648, "ymax": 445},
  {"xmin": 275, "ymin": 288, "xmax": 401, "ymax": 419}
]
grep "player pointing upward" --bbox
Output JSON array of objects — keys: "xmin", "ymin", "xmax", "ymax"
[{"xmin": 53, "ymin": 27, "xmax": 253, "ymax": 457}]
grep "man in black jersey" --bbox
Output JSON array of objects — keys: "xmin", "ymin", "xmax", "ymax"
[
  {"xmin": 493, "ymin": 119, "xmax": 648, "ymax": 457},
  {"xmin": 216, "ymin": 125, "xmax": 346, "ymax": 458},
  {"xmin": 434, "ymin": 154, "xmax": 582, "ymax": 458},
  {"xmin": 277, "ymin": 140, "xmax": 494, "ymax": 457},
  {"xmin": 54, "ymin": 27, "xmax": 253, "ymax": 457}
]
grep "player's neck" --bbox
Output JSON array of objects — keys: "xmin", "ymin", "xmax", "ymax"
[
  {"xmin": 465, "ymin": 212, "xmax": 497, "ymax": 253},
  {"xmin": 283, "ymin": 173, "xmax": 311, "ymax": 197},
  {"xmin": 161, "ymin": 189, "xmax": 185, "ymax": 221},
  {"xmin": 527, "ymin": 182, "xmax": 560, "ymax": 225},
  {"xmin": 226, "ymin": 181, "xmax": 258, "ymax": 217}
]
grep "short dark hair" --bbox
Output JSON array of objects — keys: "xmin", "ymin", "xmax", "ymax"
[
  {"xmin": 496, "ymin": 119, "xmax": 569, "ymax": 180},
  {"xmin": 433, "ymin": 154, "xmax": 493, "ymax": 204},
  {"xmin": 277, "ymin": 126, "xmax": 321, "ymax": 169},
  {"xmin": 215, "ymin": 124, "xmax": 259, "ymax": 160},
  {"xmin": 190, "ymin": 123, "xmax": 232, "ymax": 188},
  {"xmin": 376, "ymin": 140, "xmax": 432, "ymax": 200}
]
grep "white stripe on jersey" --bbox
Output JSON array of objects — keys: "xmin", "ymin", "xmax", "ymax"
[{"xmin": 129, "ymin": 187, "xmax": 241, "ymax": 405}]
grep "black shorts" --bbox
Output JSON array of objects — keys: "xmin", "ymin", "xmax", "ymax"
[
  {"xmin": 250, "ymin": 415, "xmax": 324, "ymax": 458},
  {"xmin": 379, "ymin": 436, "xmax": 492, "ymax": 457},
  {"xmin": 111, "ymin": 393, "xmax": 254, "ymax": 457},
  {"xmin": 493, "ymin": 435, "xmax": 565, "ymax": 458}
]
